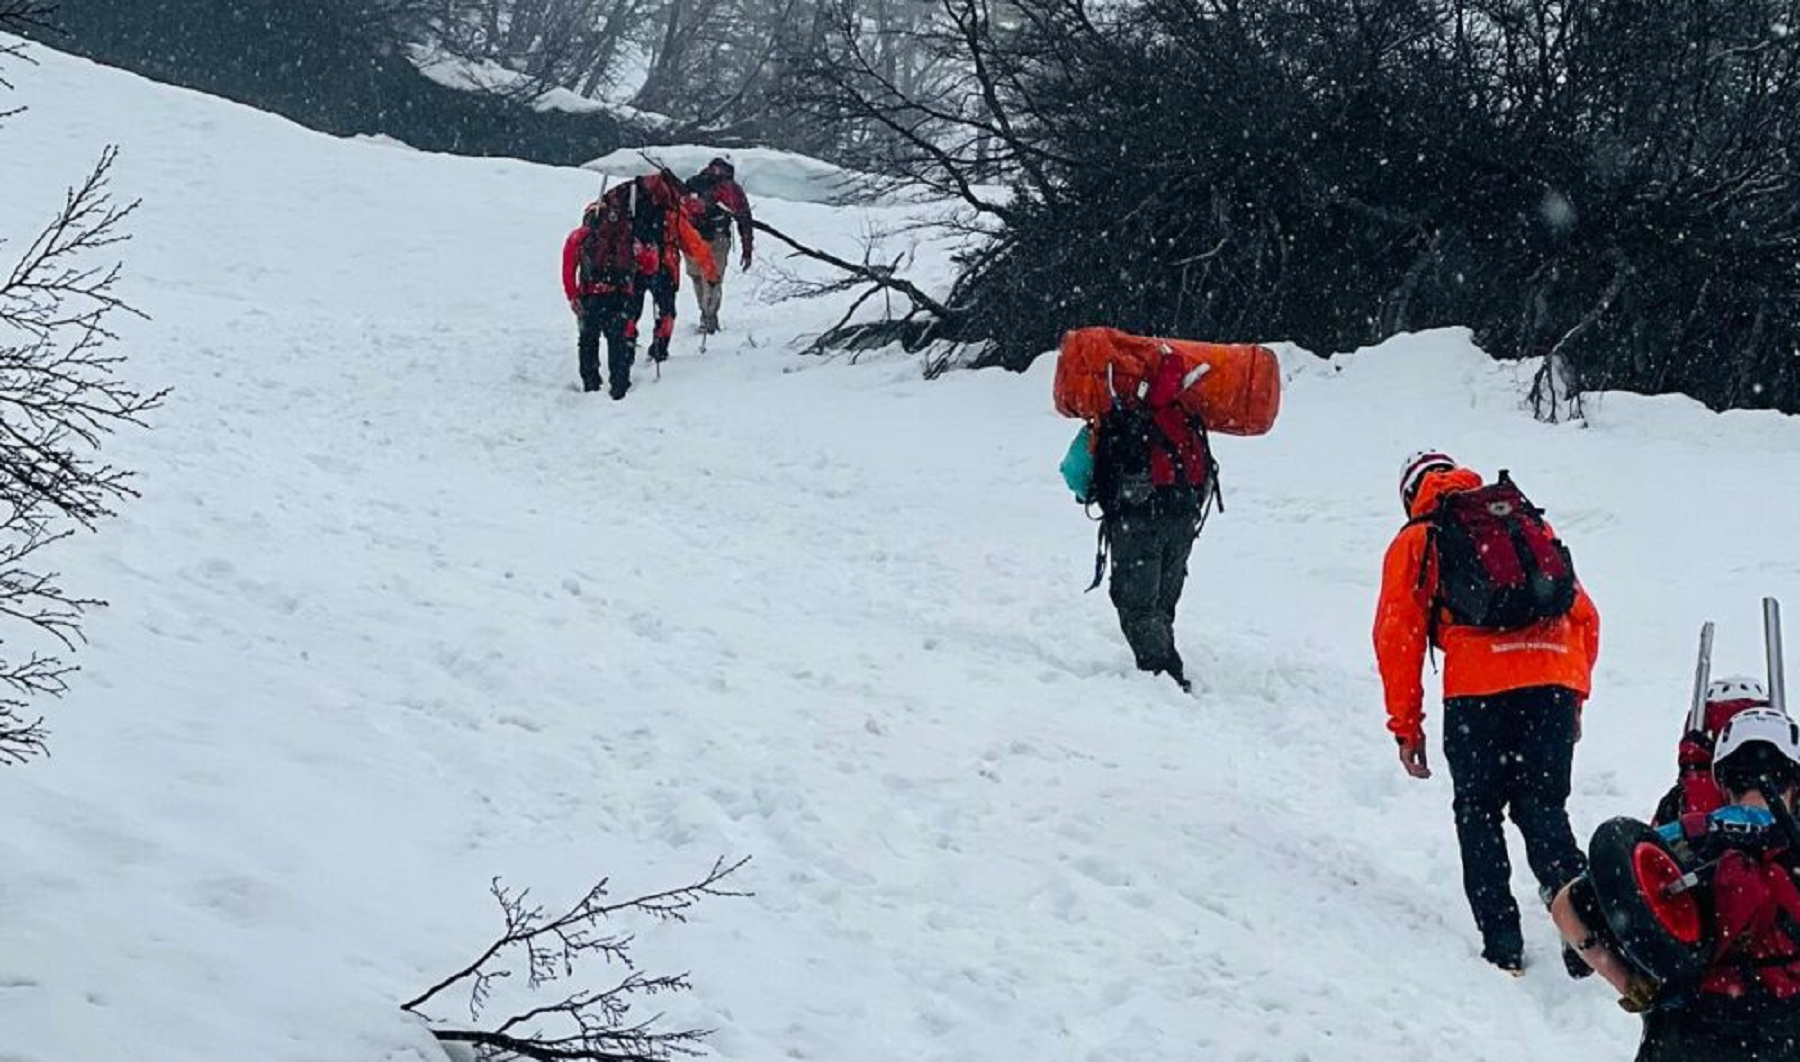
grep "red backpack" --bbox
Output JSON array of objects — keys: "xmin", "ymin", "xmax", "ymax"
[
  {"xmin": 1414, "ymin": 471, "xmax": 1577, "ymax": 630},
  {"xmin": 1088, "ymin": 350, "xmax": 1218, "ymax": 516},
  {"xmin": 578, "ymin": 192, "xmax": 637, "ymax": 292}
]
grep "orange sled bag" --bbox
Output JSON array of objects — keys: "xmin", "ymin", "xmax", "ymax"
[{"xmin": 1053, "ymin": 326, "xmax": 1281, "ymax": 436}]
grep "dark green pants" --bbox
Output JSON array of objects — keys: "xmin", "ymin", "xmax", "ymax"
[{"xmin": 1107, "ymin": 509, "xmax": 1197, "ymax": 673}]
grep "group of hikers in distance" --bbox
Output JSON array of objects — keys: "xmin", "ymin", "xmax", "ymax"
[
  {"xmin": 1052, "ymin": 328, "xmax": 1800, "ymax": 1058},
  {"xmin": 559, "ymin": 156, "xmax": 754, "ymax": 399}
]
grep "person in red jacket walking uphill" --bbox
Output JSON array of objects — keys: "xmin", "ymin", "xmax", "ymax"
[
  {"xmin": 622, "ymin": 170, "xmax": 718, "ymax": 366},
  {"xmin": 561, "ymin": 197, "xmax": 638, "ymax": 397},
  {"xmin": 1374, "ymin": 450, "xmax": 1601, "ymax": 973},
  {"xmin": 684, "ymin": 158, "xmax": 754, "ymax": 334}
]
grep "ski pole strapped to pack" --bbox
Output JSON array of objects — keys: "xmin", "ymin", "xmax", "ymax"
[{"xmin": 1052, "ymin": 327, "xmax": 1282, "ymax": 436}]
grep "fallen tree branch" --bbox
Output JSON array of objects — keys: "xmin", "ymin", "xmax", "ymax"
[
  {"xmin": 403, "ymin": 858, "xmax": 749, "ymax": 1062},
  {"xmin": 751, "ymin": 217, "xmax": 957, "ymax": 322}
]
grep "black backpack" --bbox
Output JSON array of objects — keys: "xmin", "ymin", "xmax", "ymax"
[
  {"xmin": 1089, "ymin": 402, "xmax": 1216, "ymax": 518},
  {"xmin": 1089, "ymin": 404, "xmax": 1160, "ymax": 517},
  {"xmin": 1082, "ymin": 402, "xmax": 1220, "ymax": 590},
  {"xmin": 1412, "ymin": 471, "xmax": 1578, "ymax": 631},
  {"xmin": 602, "ymin": 176, "xmax": 667, "ymax": 249}
]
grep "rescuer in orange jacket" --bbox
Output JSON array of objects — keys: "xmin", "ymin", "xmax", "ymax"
[{"xmin": 1374, "ymin": 450, "xmax": 1601, "ymax": 973}]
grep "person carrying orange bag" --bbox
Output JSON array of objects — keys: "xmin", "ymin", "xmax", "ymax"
[{"xmin": 1374, "ymin": 450, "xmax": 1600, "ymax": 974}]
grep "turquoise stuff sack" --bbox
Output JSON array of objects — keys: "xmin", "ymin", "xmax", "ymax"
[{"xmin": 1061, "ymin": 425, "xmax": 1094, "ymax": 503}]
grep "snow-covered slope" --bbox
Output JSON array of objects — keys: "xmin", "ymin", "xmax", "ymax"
[{"xmin": 3, "ymin": 37, "xmax": 1799, "ymax": 1062}]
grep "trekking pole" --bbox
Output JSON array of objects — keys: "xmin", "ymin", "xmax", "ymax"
[
  {"xmin": 1768, "ymin": 597, "xmax": 1788, "ymax": 718},
  {"xmin": 1688, "ymin": 621, "xmax": 1717, "ymax": 733}
]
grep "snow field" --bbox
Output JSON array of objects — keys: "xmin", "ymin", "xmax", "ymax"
[{"xmin": 1, "ymin": 37, "xmax": 1798, "ymax": 1062}]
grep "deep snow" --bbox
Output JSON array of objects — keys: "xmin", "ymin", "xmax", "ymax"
[{"xmin": 2, "ymin": 36, "xmax": 1799, "ymax": 1062}]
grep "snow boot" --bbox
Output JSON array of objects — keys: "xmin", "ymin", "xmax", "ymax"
[
  {"xmin": 1482, "ymin": 934, "xmax": 1525, "ymax": 976},
  {"xmin": 1562, "ymin": 943, "xmax": 1595, "ymax": 980},
  {"xmin": 1155, "ymin": 656, "xmax": 1192, "ymax": 694}
]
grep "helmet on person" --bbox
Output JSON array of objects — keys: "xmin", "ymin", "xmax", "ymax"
[
  {"xmin": 1703, "ymin": 676, "xmax": 1771, "ymax": 736},
  {"xmin": 707, "ymin": 156, "xmax": 735, "ymax": 178},
  {"xmin": 1713, "ymin": 707, "xmax": 1800, "ymax": 795},
  {"xmin": 1398, "ymin": 450, "xmax": 1456, "ymax": 510},
  {"xmin": 1709, "ymin": 677, "xmax": 1770, "ymax": 705}
]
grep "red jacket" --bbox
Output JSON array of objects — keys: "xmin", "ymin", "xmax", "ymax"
[
  {"xmin": 1372, "ymin": 465, "xmax": 1600, "ymax": 741},
  {"xmin": 1702, "ymin": 846, "xmax": 1800, "ymax": 1000},
  {"xmin": 707, "ymin": 179, "xmax": 754, "ymax": 254}
]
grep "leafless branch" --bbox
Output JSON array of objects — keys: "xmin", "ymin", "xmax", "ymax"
[
  {"xmin": 0, "ymin": 57, "xmax": 161, "ymax": 761},
  {"xmin": 403, "ymin": 858, "xmax": 749, "ymax": 1062}
]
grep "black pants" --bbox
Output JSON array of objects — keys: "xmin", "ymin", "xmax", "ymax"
[
  {"xmin": 629, "ymin": 269, "xmax": 679, "ymax": 362},
  {"xmin": 577, "ymin": 292, "xmax": 635, "ymax": 396},
  {"xmin": 1442, "ymin": 684, "xmax": 1587, "ymax": 960},
  {"xmin": 1107, "ymin": 508, "xmax": 1197, "ymax": 675},
  {"xmin": 1639, "ymin": 1007, "xmax": 1800, "ymax": 1061}
]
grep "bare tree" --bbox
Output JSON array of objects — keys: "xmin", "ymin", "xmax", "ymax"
[
  {"xmin": 0, "ymin": 15, "xmax": 165, "ymax": 764},
  {"xmin": 402, "ymin": 857, "xmax": 749, "ymax": 1062},
  {"xmin": 414, "ymin": 0, "xmax": 654, "ymax": 103}
]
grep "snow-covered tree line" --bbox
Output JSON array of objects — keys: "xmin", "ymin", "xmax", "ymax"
[
  {"xmin": 779, "ymin": 0, "xmax": 1800, "ymax": 415},
  {"xmin": 392, "ymin": 0, "xmax": 966, "ymax": 151}
]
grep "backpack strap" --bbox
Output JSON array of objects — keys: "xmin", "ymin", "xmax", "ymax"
[
  {"xmin": 1181, "ymin": 409, "xmax": 1222, "ymax": 530},
  {"xmin": 1404, "ymin": 514, "xmax": 1444, "ymax": 658}
]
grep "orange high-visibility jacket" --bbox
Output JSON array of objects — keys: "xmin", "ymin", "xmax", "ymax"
[
  {"xmin": 667, "ymin": 204, "xmax": 718, "ymax": 284},
  {"xmin": 1372, "ymin": 466, "xmax": 1600, "ymax": 742}
]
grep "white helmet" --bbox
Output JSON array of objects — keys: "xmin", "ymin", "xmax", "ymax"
[
  {"xmin": 1399, "ymin": 450, "xmax": 1455, "ymax": 508},
  {"xmin": 1708, "ymin": 676, "xmax": 1769, "ymax": 704},
  {"xmin": 1714, "ymin": 708, "xmax": 1800, "ymax": 788}
]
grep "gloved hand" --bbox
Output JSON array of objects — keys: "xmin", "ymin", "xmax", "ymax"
[
  {"xmin": 740, "ymin": 249, "xmax": 753, "ymax": 271},
  {"xmin": 1398, "ymin": 733, "xmax": 1432, "ymax": 779}
]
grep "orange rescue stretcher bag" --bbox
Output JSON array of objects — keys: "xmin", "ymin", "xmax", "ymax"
[{"xmin": 1052, "ymin": 326, "xmax": 1281, "ymax": 436}]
